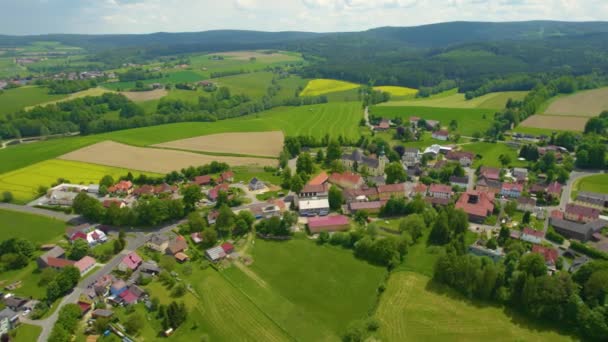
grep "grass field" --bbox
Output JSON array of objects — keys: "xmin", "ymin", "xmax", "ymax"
[
  {"xmin": 461, "ymin": 142, "xmax": 527, "ymax": 168},
  {"xmin": 0, "ymin": 159, "xmax": 161, "ymax": 203},
  {"xmin": 543, "ymin": 87, "xmax": 608, "ymax": 116},
  {"xmin": 0, "ymin": 86, "xmax": 67, "ymax": 116},
  {"xmin": 25, "ymin": 87, "xmax": 114, "ymax": 109},
  {"xmin": 511, "ymin": 125, "xmax": 566, "ymax": 136},
  {"xmin": 300, "ymin": 79, "xmax": 361, "ymax": 97},
  {"xmin": 0, "ymin": 209, "xmax": 66, "ymax": 244},
  {"xmin": 374, "ymin": 271, "xmax": 574, "ymax": 342},
  {"xmin": 370, "ymin": 105, "xmax": 495, "ymax": 136},
  {"xmin": 520, "ymin": 114, "xmax": 587, "ymax": 132},
  {"xmin": 374, "ymin": 86, "xmax": 418, "ymax": 98},
  {"xmin": 214, "ymin": 71, "xmax": 275, "ymax": 98},
  {"xmin": 0, "ymin": 57, "xmax": 25, "ymax": 78},
  {"xmin": 189, "ymin": 50, "xmax": 303, "ymax": 78},
  {"xmin": 572, "ymin": 174, "xmax": 608, "ymax": 199},
  {"xmin": 223, "ymin": 237, "xmax": 387, "ymax": 340},
  {"xmin": 12, "ymin": 323, "xmax": 42, "ymax": 342},
  {"xmin": 381, "ymin": 89, "xmax": 527, "ymax": 109}
]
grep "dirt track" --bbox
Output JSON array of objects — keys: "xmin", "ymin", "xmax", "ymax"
[
  {"xmin": 120, "ymin": 89, "xmax": 168, "ymax": 102},
  {"xmin": 520, "ymin": 115, "xmax": 587, "ymax": 131},
  {"xmin": 59, "ymin": 141, "xmax": 277, "ymax": 173},
  {"xmin": 153, "ymin": 131, "xmax": 284, "ymax": 157}
]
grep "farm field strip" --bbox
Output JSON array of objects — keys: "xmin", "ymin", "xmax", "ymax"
[
  {"xmin": 543, "ymin": 87, "xmax": 608, "ymax": 116},
  {"xmin": 374, "ymin": 271, "xmax": 573, "ymax": 342},
  {"xmin": 374, "ymin": 86, "xmax": 418, "ymax": 97},
  {"xmin": 0, "ymin": 86, "xmax": 67, "ymax": 116},
  {"xmin": 24, "ymin": 87, "xmax": 115, "ymax": 109},
  {"xmin": 0, "ymin": 159, "xmax": 162, "ymax": 203},
  {"xmin": 153, "ymin": 131, "xmax": 284, "ymax": 157},
  {"xmin": 300, "ymin": 78, "xmax": 361, "ymax": 96},
  {"xmin": 520, "ymin": 114, "xmax": 587, "ymax": 132},
  {"xmin": 120, "ymin": 88, "xmax": 168, "ymax": 102},
  {"xmin": 59, "ymin": 141, "xmax": 278, "ymax": 174}
]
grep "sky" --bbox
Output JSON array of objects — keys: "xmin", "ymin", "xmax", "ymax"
[{"xmin": 0, "ymin": 0, "xmax": 607, "ymax": 35}]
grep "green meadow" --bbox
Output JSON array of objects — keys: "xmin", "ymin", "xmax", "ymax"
[
  {"xmin": 572, "ymin": 174, "xmax": 608, "ymax": 198},
  {"xmin": 0, "ymin": 209, "xmax": 66, "ymax": 244},
  {"xmin": 0, "ymin": 86, "xmax": 67, "ymax": 117},
  {"xmin": 462, "ymin": 142, "xmax": 527, "ymax": 168},
  {"xmin": 381, "ymin": 89, "xmax": 527, "ymax": 109},
  {"xmin": 102, "ymin": 70, "xmax": 204, "ymax": 90},
  {"xmin": 223, "ymin": 237, "xmax": 387, "ymax": 340},
  {"xmin": 370, "ymin": 105, "xmax": 496, "ymax": 136}
]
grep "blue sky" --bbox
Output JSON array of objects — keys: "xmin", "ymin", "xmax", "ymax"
[{"xmin": 0, "ymin": 0, "xmax": 607, "ymax": 35}]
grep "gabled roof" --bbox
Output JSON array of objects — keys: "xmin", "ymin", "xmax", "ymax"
[
  {"xmin": 433, "ymin": 130, "xmax": 449, "ymax": 137},
  {"xmin": 446, "ymin": 151, "xmax": 474, "ymax": 161},
  {"xmin": 532, "ymin": 245, "xmax": 558, "ymax": 265},
  {"xmin": 308, "ymin": 215, "xmax": 349, "ymax": 228},
  {"xmin": 194, "ymin": 175, "xmax": 212, "ymax": 185},
  {"xmin": 221, "ymin": 243, "xmax": 235, "ymax": 253},
  {"xmin": 546, "ymin": 181, "xmax": 562, "ymax": 195},
  {"xmin": 74, "ymin": 256, "xmax": 96, "ymax": 273},
  {"xmin": 308, "ymin": 172, "xmax": 329, "ymax": 186},
  {"xmin": 209, "ymin": 183, "xmax": 229, "ymax": 200},
  {"xmin": 119, "ymin": 290, "xmax": 138, "ymax": 304},
  {"xmin": 480, "ymin": 166, "xmax": 500, "ymax": 180},
  {"xmin": 429, "ymin": 184, "xmax": 452, "ymax": 194},
  {"xmin": 450, "ymin": 176, "xmax": 469, "ymax": 184},
  {"xmin": 329, "ymin": 172, "xmax": 363, "ymax": 186},
  {"xmin": 566, "ymin": 204, "xmax": 600, "ymax": 219},
  {"xmin": 522, "ymin": 227, "xmax": 544, "ymax": 239},
  {"xmin": 378, "ymin": 183, "xmax": 405, "ymax": 194},
  {"xmin": 456, "ymin": 191, "xmax": 494, "ymax": 218},
  {"xmin": 301, "ymin": 183, "xmax": 329, "ymax": 194},
  {"xmin": 121, "ymin": 252, "xmax": 142, "ymax": 270},
  {"xmin": 47, "ymin": 257, "xmax": 75, "ymax": 268},
  {"xmin": 349, "ymin": 201, "xmax": 385, "ymax": 210},
  {"xmin": 168, "ymin": 236, "xmax": 188, "ymax": 255},
  {"xmin": 502, "ymin": 183, "xmax": 523, "ymax": 192}
]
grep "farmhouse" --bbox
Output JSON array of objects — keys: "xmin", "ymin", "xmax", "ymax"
[
  {"xmin": 456, "ymin": 191, "xmax": 494, "ymax": 223},
  {"xmin": 348, "ymin": 201, "xmax": 384, "ymax": 214},
  {"xmin": 193, "ymin": 175, "xmax": 212, "ymax": 186},
  {"xmin": 147, "ymin": 233, "xmax": 170, "ymax": 252},
  {"xmin": 446, "ymin": 151, "xmax": 474, "ymax": 166},
  {"xmin": 378, "ymin": 183, "xmax": 406, "ymax": 200},
  {"xmin": 576, "ymin": 191, "xmax": 608, "ymax": 208},
  {"xmin": 74, "ymin": 256, "xmax": 96, "ymax": 275},
  {"xmin": 219, "ymin": 171, "xmax": 235, "ymax": 183},
  {"xmin": 3, "ymin": 296, "xmax": 28, "ymax": 312},
  {"xmin": 249, "ymin": 177, "xmax": 265, "ymax": 191},
  {"xmin": 299, "ymin": 198, "xmax": 330, "ymax": 216},
  {"xmin": 103, "ymin": 199, "xmax": 126, "ymax": 209},
  {"xmin": 521, "ymin": 227, "xmax": 544, "ymax": 244},
  {"xmin": 118, "ymin": 252, "xmax": 142, "ymax": 272},
  {"xmin": 411, "ymin": 183, "xmax": 428, "ymax": 197},
  {"xmin": 428, "ymin": 184, "xmax": 453, "ymax": 199},
  {"xmin": 37, "ymin": 246, "xmax": 67, "ymax": 269},
  {"xmin": 375, "ymin": 118, "xmax": 390, "ymax": 131},
  {"xmin": 308, "ymin": 215, "xmax": 350, "ymax": 233},
  {"xmin": 532, "ymin": 245, "xmax": 558, "ymax": 267},
  {"xmin": 402, "ymin": 148, "xmax": 421, "ymax": 167},
  {"xmin": 341, "ymin": 149, "xmax": 388, "ymax": 177},
  {"xmin": 108, "ymin": 180, "xmax": 133, "ymax": 195},
  {"xmin": 517, "ymin": 197, "xmax": 537, "ymax": 212},
  {"xmin": 299, "ymin": 183, "xmax": 329, "ymax": 198},
  {"xmin": 167, "ymin": 236, "xmax": 188, "ymax": 255},
  {"xmin": 450, "ymin": 176, "xmax": 469, "ymax": 189},
  {"xmin": 500, "ymin": 183, "xmax": 523, "ymax": 198},
  {"xmin": 432, "ymin": 130, "xmax": 449, "ymax": 141},
  {"xmin": 208, "ymin": 183, "xmax": 230, "ymax": 202},
  {"xmin": 512, "ymin": 168, "xmax": 529, "ymax": 181},
  {"xmin": 329, "ymin": 172, "xmax": 364, "ymax": 190},
  {"xmin": 344, "ymin": 187, "xmax": 379, "ymax": 203},
  {"xmin": 565, "ymin": 204, "xmax": 600, "ymax": 223}
]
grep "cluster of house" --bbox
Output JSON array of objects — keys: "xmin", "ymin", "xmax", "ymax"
[
  {"xmin": 42, "ymin": 183, "xmax": 99, "ymax": 207},
  {"xmin": 0, "ymin": 294, "xmax": 38, "ymax": 336},
  {"xmin": 37, "ymin": 246, "xmax": 97, "ymax": 276},
  {"xmin": 146, "ymin": 233, "xmax": 190, "ymax": 263},
  {"xmin": 550, "ymin": 203, "xmax": 607, "ymax": 242}
]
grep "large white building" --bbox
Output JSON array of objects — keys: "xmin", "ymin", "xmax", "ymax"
[{"xmin": 298, "ymin": 198, "xmax": 330, "ymax": 217}]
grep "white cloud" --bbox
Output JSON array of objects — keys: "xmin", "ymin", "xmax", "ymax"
[{"xmin": 0, "ymin": 0, "xmax": 607, "ymax": 34}]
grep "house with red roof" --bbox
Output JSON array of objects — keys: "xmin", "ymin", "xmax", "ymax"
[
  {"xmin": 207, "ymin": 210, "xmax": 219, "ymax": 225},
  {"xmin": 300, "ymin": 183, "xmax": 329, "ymax": 199},
  {"xmin": 546, "ymin": 181, "xmax": 562, "ymax": 198},
  {"xmin": 411, "ymin": 183, "xmax": 428, "ymax": 197},
  {"xmin": 348, "ymin": 201, "xmax": 385, "ymax": 214},
  {"xmin": 194, "ymin": 175, "xmax": 212, "ymax": 186},
  {"xmin": 221, "ymin": 243, "xmax": 235, "ymax": 254},
  {"xmin": 108, "ymin": 180, "xmax": 133, "ymax": 195},
  {"xmin": 70, "ymin": 231, "xmax": 87, "ymax": 243},
  {"xmin": 307, "ymin": 215, "xmax": 350, "ymax": 234},
  {"xmin": 428, "ymin": 184, "xmax": 453, "ymax": 200},
  {"xmin": 446, "ymin": 151, "xmax": 475, "ymax": 166},
  {"xmin": 132, "ymin": 185, "xmax": 155, "ymax": 197},
  {"xmin": 191, "ymin": 232, "xmax": 203, "ymax": 244},
  {"xmin": 74, "ymin": 256, "xmax": 96, "ymax": 275},
  {"xmin": 521, "ymin": 227, "xmax": 544, "ymax": 244},
  {"xmin": 479, "ymin": 166, "xmax": 500, "ymax": 181},
  {"xmin": 308, "ymin": 172, "xmax": 329, "ymax": 186},
  {"xmin": 77, "ymin": 301, "xmax": 92, "ymax": 316},
  {"xmin": 500, "ymin": 183, "xmax": 523, "ymax": 198},
  {"xmin": 154, "ymin": 183, "xmax": 178, "ymax": 195},
  {"xmin": 118, "ymin": 252, "xmax": 142, "ymax": 272},
  {"xmin": 102, "ymin": 199, "xmax": 126, "ymax": 209},
  {"xmin": 344, "ymin": 187, "xmax": 379, "ymax": 202},
  {"xmin": 329, "ymin": 172, "xmax": 364, "ymax": 190},
  {"xmin": 532, "ymin": 245, "xmax": 558, "ymax": 266},
  {"xmin": 432, "ymin": 130, "xmax": 450, "ymax": 141},
  {"xmin": 456, "ymin": 191, "xmax": 495, "ymax": 223},
  {"xmin": 565, "ymin": 204, "xmax": 600, "ymax": 223},
  {"xmin": 378, "ymin": 183, "xmax": 406, "ymax": 201},
  {"xmin": 119, "ymin": 289, "xmax": 139, "ymax": 304},
  {"xmin": 219, "ymin": 171, "xmax": 234, "ymax": 183},
  {"xmin": 409, "ymin": 116, "xmax": 420, "ymax": 125},
  {"xmin": 208, "ymin": 183, "xmax": 229, "ymax": 202}
]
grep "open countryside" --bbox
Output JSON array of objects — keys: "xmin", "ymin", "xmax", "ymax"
[
  {"xmin": 59, "ymin": 140, "xmax": 278, "ymax": 173},
  {"xmin": 0, "ymin": 159, "xmax": 162, "ymax": 203},
  {"xmin": 153, "ymin": 131, "xmax": 285, "ymax": 157},
  {"xmin": 543, "ymin": 87, "xmax": 608, "ymax": 116},
  {"xmin": 381, "ymin": 89, "xmax": 528, "ymax": 109},
  {"xmin": 300, "ymin": 79, "xmax": 361, "ymax": 96},
  {"xmin": 520, "ymin": 114, "xmax": 589, "ymax": 131}
]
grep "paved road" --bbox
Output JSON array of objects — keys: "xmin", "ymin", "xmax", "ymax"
[
  {"xmin": 0, "ymin": 203, "xmax": 79, "ymax": 222},
  {"xmin": 363, "ymin": 106, "xmax": 373, "ymax": 130}
]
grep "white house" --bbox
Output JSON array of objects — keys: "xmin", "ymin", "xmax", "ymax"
[
  {"xmin": 432, "ymin": 130, "xmax": 449, "ymax": 141},
  {"xmin": 521, "ymin": 227, "xmax": 544, "ymax": 244},
  {"xmin": 298, "ymin": 198, "xmax": 330, "ymax": 217}
]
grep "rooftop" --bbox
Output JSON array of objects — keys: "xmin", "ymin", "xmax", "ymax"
[{"xmin": 308, "ymin": 215, "xmax": 350, "ymax": 228}]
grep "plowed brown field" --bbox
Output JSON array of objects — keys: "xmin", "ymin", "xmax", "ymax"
[{"xmin": 153, "ymin": 131, "xmax": 284, "ymax": 157}]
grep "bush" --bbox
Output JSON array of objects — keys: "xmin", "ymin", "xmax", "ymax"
[
  {"xmin": 1, "ymin": 191, "xmax": 13, "ymax": 203},
  {"xmin": 546, "ymin": 229, "xmax": 565, "ymax": 244},
  {"xmin": 570, "ymin": 241, "xmax": 608, "ymax": 260}
]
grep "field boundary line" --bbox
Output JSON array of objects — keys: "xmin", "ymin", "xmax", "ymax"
[{"xmin": 148, "ymin": 146, "xmax": 279, "ymax": 160}]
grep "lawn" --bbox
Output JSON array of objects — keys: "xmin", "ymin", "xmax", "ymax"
[
  {"xmin": 11, "ymin": 323, "xmax": 42, "ymax": 342},
  {"xmin": 0, "ymin": 86, "xmax": 67, "ymax": 117},
  {"xmin": 0, "ymin": 209, "xmax": 65, "ymax": 244},
  {"xmin": 381, "ymin": 89, "xmax": 528, "ymax": 110},
  {"xmin": 572, "ymin": 174, "xmax": 608, "ymax": 199},
  {"xmin": 222, "ymin": 237, "xmax": 387, "ymax": 340},
  {"xmin": 214, "ymin": 71, "xmax": 275, "ymax": 98},
  {"xmin": 461, "ymin": 142, "xmax": 527, "ymax": 168},
  {"xmin": 370, "ymin": 105, "xmax": 496, "ymax": 136},
  {"xmin": 374, "ymin": 271, "xmax": 574, "ymax": 342},
  {"xmin": 0, "ymin": 159, "xmax": 161, "ymax": 203},
  {"xmin": 300, "ymin": 79, "xmax": 361, "ymax": 97}
]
